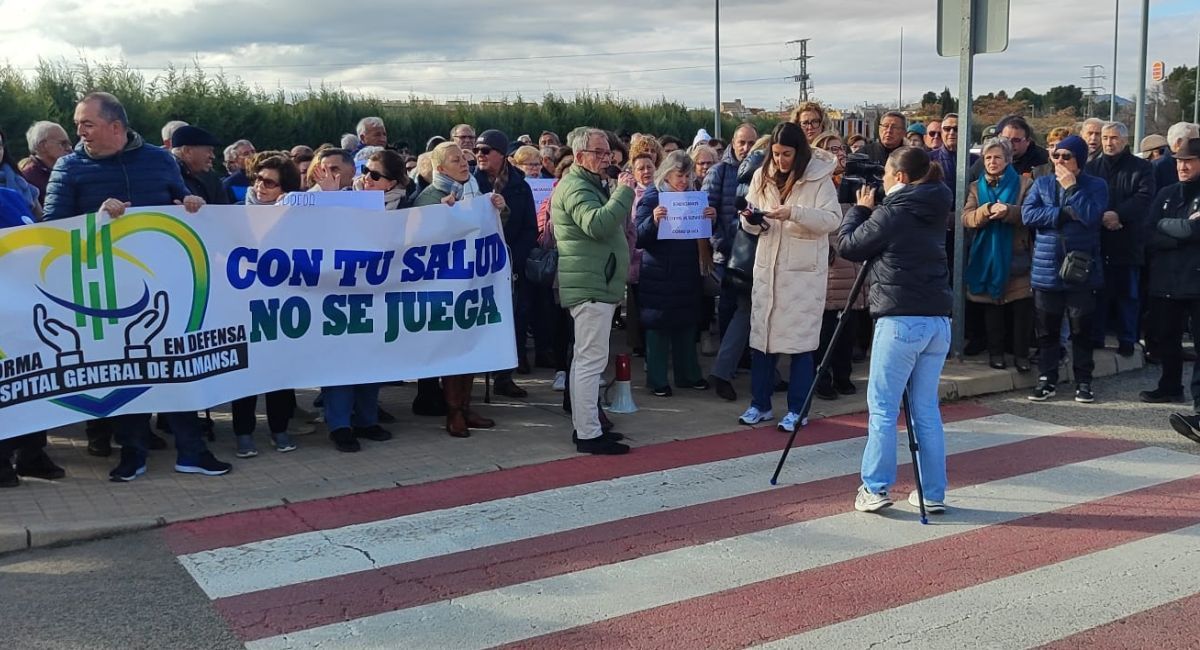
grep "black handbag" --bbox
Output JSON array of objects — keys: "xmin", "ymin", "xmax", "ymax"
[
  {"xmin": 525, "ymin": 247, "xmax": 558, "ymax": 286},
  {"xmin": 724, "ymin": 226, "xmax": 759, "ymax": 294},
  {"xmin": 1057, "ymin": 237, "xmax": 1091, "ymax": 285}
]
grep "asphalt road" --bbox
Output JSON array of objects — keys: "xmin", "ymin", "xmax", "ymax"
[{"xmin": 3, "ymin": 364, "xmax": 1197, "ymax": 650}]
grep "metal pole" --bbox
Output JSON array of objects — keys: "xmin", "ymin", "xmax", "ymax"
[
  {"xmin": 1111, "ymin": 0, "xmax": 1119, "ymax": 119},
  {"xmin": 714, "ymin": 0, "xmax": 722, "ymax": 139},
  {"xmin": 899, "ymin": 27, "xmax": 905, "ymax": 110},
  {"xmin": 952, "ymin": 0, "xmax": 974, "ymax": 359},
  {"xmin": 1133, "ymin": 0, "xmax": 1149, "ymax": 145},
  {"xmin": 1194, "ymin": 33, "xmax": 1199, "ymax": 124}
]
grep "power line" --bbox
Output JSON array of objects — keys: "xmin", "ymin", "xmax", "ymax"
[{"xmin": 16, "ymin": 42, "xmax": 776, "ymax": 72}]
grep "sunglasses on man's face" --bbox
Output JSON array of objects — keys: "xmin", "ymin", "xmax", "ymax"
[
  {"xmin": 942, "ymin": 126, "xmax": 959, "ymax": 132},
  {"xmin": 927, "ymin": 131, "xmax": 942, "ymax": 138},
  {"xmin": 1052, "ymin": 152, "xmax": 1074, "ymax": 161},
  {"xmin": 364, "ymin": 169, "xmax": 394, "ymax": 182},
  {"xmin": 474, "ymin": 146, "xmax": 493, "ymax": 156}
]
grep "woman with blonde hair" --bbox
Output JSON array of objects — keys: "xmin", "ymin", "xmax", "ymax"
[
  {"xmin": 510, "ymin": 145, "xmax": 545, "ymax": 178},
  {"xmin": 790, "ymin": 101, "xmax": 830, "ymax": 143}
]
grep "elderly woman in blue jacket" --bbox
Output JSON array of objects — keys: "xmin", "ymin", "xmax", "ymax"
[
  {"xmin": 635, "ymin": 150, "xmax": 717, "ymax": 396},
  {"xmin": 1021, "ymin": 135, "xmax": 1108, "ymax": 404}
]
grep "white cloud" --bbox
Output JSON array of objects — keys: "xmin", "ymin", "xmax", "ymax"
[{"xmin": 0, "ymin": 0, "xmax": 1195, "ymax": 110}]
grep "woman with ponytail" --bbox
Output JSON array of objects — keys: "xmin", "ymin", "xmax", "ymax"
[{"xmin": 838, "ymin": 146, "xmax": 954, "ymax": 515}]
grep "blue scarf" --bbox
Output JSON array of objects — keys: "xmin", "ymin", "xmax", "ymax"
[
  {"xmin": 431, "ymin": 172, "xmax": 465, "ymax": 200},
  {"xmin": 965, "ymin": 166, "xmax": 1019, "ymax": 300}
]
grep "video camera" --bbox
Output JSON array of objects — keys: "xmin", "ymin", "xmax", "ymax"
[{"xmin": 839, "ymin": 153, "xmax": 886, "ymax": 205}]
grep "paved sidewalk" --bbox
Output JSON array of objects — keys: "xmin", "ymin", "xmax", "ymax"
[{"xmin": 0, "ymin": 341, "xmax": 1142, "ymax": 555}]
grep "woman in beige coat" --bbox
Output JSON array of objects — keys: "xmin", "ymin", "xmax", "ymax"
[
  {"xmin": 963, "ymin": 136, "xmax": 1035, "ymax": 372},
  {"xmin": 736, "ymin": 122, "xmax": 842, "ymax": 433}
]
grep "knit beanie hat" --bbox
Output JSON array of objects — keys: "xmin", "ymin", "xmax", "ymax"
[{"xmin": 1053, "ymin": 135, "xmax": 1089, "ymax": 168}]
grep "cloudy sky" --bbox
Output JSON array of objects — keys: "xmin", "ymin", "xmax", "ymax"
[{"xmin": 0, "ymin": 0, "xmax": 1196, "ymax": 111}]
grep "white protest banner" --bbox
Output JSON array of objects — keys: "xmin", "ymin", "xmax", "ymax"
[
  {"xmin": 0, "ymin": 197, "xmax": 515, "ymax": 441},
  {"xmin": 278, "ymin": 190, "xmax": 385, "ymax": 210},
  {"xmin": 526, "ymin": 177, "xmax": 555, "ymax": 209},
  {"xmin": 658, "ymin": 191, "xmax": 712, "ymax": 240}
]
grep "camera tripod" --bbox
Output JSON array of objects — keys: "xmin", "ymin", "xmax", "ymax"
[{"xmin": 768, "ymin": 260, "xmax": 932, "ymax": 524}]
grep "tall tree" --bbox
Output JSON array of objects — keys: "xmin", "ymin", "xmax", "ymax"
[
  {"xmin": 1043, "ymin": 85, "xmax": 1084, "ymax": 113},
  {"xmin": 922, "ymin": 90, "xmax": 939, "ymax": 106},
  {"xmin": 939, "ymin": 87, "xmax": 958, "ymax": 115},
  {"xmin": 1013, "ymin": 87, "xmax": 1043, "ymax": 111}
]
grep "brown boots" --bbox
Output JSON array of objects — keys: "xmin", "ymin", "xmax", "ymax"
[{"xmin": 443, "ymin": 374, "xmax": 495, "ymax": 438}]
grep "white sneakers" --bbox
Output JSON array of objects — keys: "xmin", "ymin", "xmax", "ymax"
[
  {"xmin": 854, "ymin": 485, "xmax": 893, "ymax": 512},
  {"xmin": 738, "ymin": 406, "xmax": 774, "ymax": 425},
  {"xmin": 854, "ymin": 486, "xmax": 947, "ymax": 514},
  {"xmin": 907, "ymin": 490, "xmax": 947, "ymax": 514},
  {"xmin": 777, "ymin": 411, "xmax": 807, "ymax": 433}
]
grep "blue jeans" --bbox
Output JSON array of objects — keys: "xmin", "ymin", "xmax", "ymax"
[
  {"xmin": 750, "ymin": 349, "xmax": 813, "ymax": 415},
  {"xmin": 861, "ymin": 316, "xmax": 951, "ymax": 501},
  {"xmin": 322, "ymin": 384, "xmax": 381, "ymax": 431},
  {"xmin": 1092, "ymin": 264, "xmax": 1140, "ymax": 347}
]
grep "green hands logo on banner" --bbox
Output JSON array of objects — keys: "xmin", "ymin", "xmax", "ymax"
[{"xmin": 0, "ymin": 212, "xmax": 216, "ymax": 417}]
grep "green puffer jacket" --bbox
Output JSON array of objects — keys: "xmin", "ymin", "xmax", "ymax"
[{"xmin": 551, "ymin": 165, "xmax": 635, "ymax": 307}]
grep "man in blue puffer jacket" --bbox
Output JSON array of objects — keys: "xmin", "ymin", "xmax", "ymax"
[
  {"xmin": 703, "ymin": 123, "xmax": 758, "ymax": 340},
  {"xmin": 1022, "ymin": 135, "xmax": 1108, "ymax": 404},
  {"xmin": 42, "ymin": 92, "xmax": 227, "ymax": 483}
]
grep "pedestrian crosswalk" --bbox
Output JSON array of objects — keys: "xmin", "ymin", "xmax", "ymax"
[{"xmin": 163, "ymin": 404, "xmax": 1200, "ymax": 649}]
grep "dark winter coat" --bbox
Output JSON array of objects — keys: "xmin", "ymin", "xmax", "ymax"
[
  {"xmin": 1020, "ymin": 172, "xmax": 1108, "ymax": 292},
  {"xmin": 476, "ymin": 163, "xmax": 537, "ymax": 280},
  {"xmin": 1154, "ymin": 151, "xmax": 1179, "ymax": 192},
  {"xmin": 1084, "ymin": 147, "xmax": 1156, "ymax": 266},
  {"xmin": 1146, "ymin": 178, "xmax": 1200, "ymax": 300},
  {"xmin": 43, "ymin": 131, "xmax": 188, "ymax": 221},
  {"xmin": 702, "ymin": 146, "xmax": 744, "ymax": 262},
  {"xmin": 839, "ymin": 181, "xmax": 954, "ymax": 318},
  {"xmin": 178, "ymin": 158, "xmax": 229, "ymax": 206},
  {"xmin": 634, "ymin": 186, "xmax": 703, "ymax": 330}
]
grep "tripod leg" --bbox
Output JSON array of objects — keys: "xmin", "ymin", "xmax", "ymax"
[
  {"xmin": 901, "ymin": 388, "xmax": 929, "ymax": 525},
  {"xmin": 772, "ymin": 261, "xmax": 873, "ymax": 485}
]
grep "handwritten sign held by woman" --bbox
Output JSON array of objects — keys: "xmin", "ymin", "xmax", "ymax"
[{"xmin": 658, "ymin": 191, "xmax": 712, "ymax": 240}]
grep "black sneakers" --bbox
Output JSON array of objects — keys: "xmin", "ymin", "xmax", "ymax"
[
  {"xmin": 1075, "ymin": 383, "xmax": 1095, "ymax": 403},
  {"xmin": 330, "ymin": 427, "xmax": 361, "ymax": 453},
  {"xmin": 353, "ymin": 425, "xmax": 393, "ymax": 442},
  {"xmin": 174, "ymin": 451, "xmax": 232, "ymax": 476},
  {"xmin": 710, "ymin": 375, "xmax": 737, "ymax": 402},
  {"xmin": 651, "ymin": 386, "xmax": 673, "ymax": 397},
  {"xmin": 1140, "ymin": 388, "xmax": 1185, "ymax": 404},
  {"xmin": 494, "ymin": 377, "xmax": 528, "ymax": 398},
  {"xmin": 1028, "ymin": 379, "xmax": 1056, "ymax": 402},
  {"xmin": 574, "ymin": 432, "xmax": 630, "ymax": 455},
  {"xmin": 109, "ymin": 449, "xmax": 147, "ymax": 482},
  {"xmin": 15, "ymin": 452, "xmax": 65, "ymax": 480},
  {"xmin": 1169, "ymin": 413, "xmax": 1200, "ymax": 444}
]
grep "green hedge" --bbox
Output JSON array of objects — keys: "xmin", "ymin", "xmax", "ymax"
[{"xmin": 0, "ymin": 61, "xmax": 777, "ymax": 159}]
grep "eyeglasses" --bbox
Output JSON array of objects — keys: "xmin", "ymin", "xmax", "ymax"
[
  {"xmin": 581, "ymin": 149, "xmax": 613, "ymax": 158},
  {"xmin": 252, "ymin": 174, "xmax": 280, "ymax": 189},
  {"xmin": 799, "ymin": 120, "xmax": 823, "ymax": 128},
  {"xmin": 942, "ymin": 126, "xmax": 959, "ymax": 132},
  {"xmin": 1051, "ymin": 152, "xmax": 1074, "ymax": 161},
  {"xmin": 927, "ymin": 131, "xmax": 942, "ymax": 138},
  {"xmin": 364, "ymin": 169, "xmax": 394, "ymax": 182},
  {"xmin": 1007, "ymin": 136, "xmax": 1026, "ymax": 144},
  {"xmin": 826, "ymin": 146, "xmax": 846, "ymax": 154},
  {"xmin": 454, "ymin": 133, "xmax": 476, "ymax": 140},
  {"xmin": 473, "ymin": 146, "xmax": 493, "ymax": 156}
]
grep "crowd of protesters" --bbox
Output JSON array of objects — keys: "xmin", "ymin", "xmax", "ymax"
[{"xmin": 2, "ymin": 88, "xmax": 1200, "ymax": 492}]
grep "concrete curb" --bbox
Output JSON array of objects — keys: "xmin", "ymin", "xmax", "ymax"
[{"xmin": 0, "ymin": 349, "xmax": 1144, "ymax": 557}]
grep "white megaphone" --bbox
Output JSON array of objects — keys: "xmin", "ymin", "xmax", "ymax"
[{"xmin": 605, "ymin": 353, "xmax": 639, "ymax": 414}]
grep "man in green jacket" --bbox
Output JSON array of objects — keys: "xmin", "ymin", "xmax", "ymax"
[{"xmin": 552, "ymin": 127, "xmax": 636, "ymax": 455}]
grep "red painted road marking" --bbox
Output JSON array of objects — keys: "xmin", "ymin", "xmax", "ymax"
[
  {"xmin": 1038, "ymin": 591, "xmax": 1200, "ymax": 650},
  {"xmin": 165, "ymin": 402, "xmax": 995, "ymax": 554},
  {"xmin": 502, "ymin": 475, "xmax": 1200, "ymax": 650},
  {"xmin": 218, "ymin": 430, "xmax": 1127, "ymax": 642}
]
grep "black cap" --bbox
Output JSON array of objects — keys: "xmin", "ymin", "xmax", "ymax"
[
  {"xmin": 1175, "ymin": 138, "xmax": 1200, "ymax": 161},
  {"xmin": 171, "ymin": 125, "xmax": 221, "ymax": 148},
  {"xmin": 475, "ymin": 129, "xmax": 509, "ymax": 155}
]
